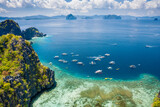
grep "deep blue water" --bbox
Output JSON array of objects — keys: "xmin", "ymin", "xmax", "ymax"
[{"xmin": 6, "ymin": 19, "xmax": 160, "ymax": 80}]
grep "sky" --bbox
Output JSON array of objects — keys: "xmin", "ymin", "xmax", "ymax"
[{"xmin": 0, "ymin": 0, "xmax": 160, "ymax": 17}]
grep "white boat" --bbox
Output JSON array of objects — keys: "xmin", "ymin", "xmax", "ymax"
[
  {"xmin": 129, "ymin": 65, "xmax": 136, "ymax": 69},
  {"xmin": 95, "ymin": 58, "xmax": 101, "ymax": 61},
  {"xmin": 145, "ymin": 45, "xmax": 153, "ymax": 48},
  {"xmin": 72, "ymin": 59, "xmax": 78, "ymax": 62},
  {"xmin": 89, "ymin": 61, "xmax": 96, "ymax": 65},
  {"xmin": 70, "ymin": 52, "xmax": 74, "ymax": 55},
  {"xmin": 109, "ymin": 61, "xmax": 115, "ymax": 65},
  {"xmin": 100, "ymin": 56, "xmax": 105, "ymax": 58},
  {"xmin": 108, "ymin": 67, "xmax": 112, "ymax": 70},
  {"xmin": 105, "ymin": 53, "xmax": 110, "ymax": 56},
  {"xmin": 63, "ymin": 60, "xmax": 68, "ymax": 63},
  {"xmin": 95, "ymin": 70, "xmax": 102, "ymax": 74},
  {"xmin": 62, "ymin": 53, "xmax": 67, "ymax": 55},
  {"xmin": 54, "ymin": 56, "xmax": 59, "ymax": 59},
  {"xmin": 58, "ymin": 59, "xmax": 64, "ymax": 62},
  {"xmin": 77, "ymin": 62, "xmax": 83, "ymax": 65}
]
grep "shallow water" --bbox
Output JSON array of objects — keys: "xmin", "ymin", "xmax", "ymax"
[{"xmin": 30, "ymin": 62, "xmax": 160, "ymax": 107}]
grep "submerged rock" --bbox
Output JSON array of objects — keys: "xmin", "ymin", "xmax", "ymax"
[{"xmin": 0, "ymin": 34, "xmax": 55, "ymax": 107}]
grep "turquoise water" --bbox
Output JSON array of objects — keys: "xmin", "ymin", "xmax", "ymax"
[{"xmin": 15, "ymin": 19, "xmax": 160, "ymax": 80}]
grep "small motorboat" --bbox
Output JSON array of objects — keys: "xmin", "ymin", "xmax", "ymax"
[
  {"xmin": 72, "ymin": 59, "xmax": 78, "ymax": 62},
  {"xmin": 109, "ymin": 61, "xmax": 115, "ymax": 65},
  {"xmin": 100, "ymin": 56, "xmax": 105, "ymax": 58},
  {"xmin": 63, "ymin": 60, "xmax": 68, "ymax": 63},
  {"xmin": 95, "ymin": 70, "xmax": 102, "ymax": 74},
  {"xmin": 105, "ymin": 53, "xmax": 110, "ymax": 56},
  {"xmin": 62, "ymin": 53, "xmax": 67, "ymax": 55},
  {"xmin": 77, "ymin": 62, "xmax": 83, "ymax": 65},
  {"xmin": 145, "ymin": 45, "xmax": 153, "ymax": 48},
  {"xmin": 89, "ymin": 61, "xmax": 96, "ymax": 65},
  {"xmin": 95, "ymin": 58, "xmax": 101, "ymax": 61},
  {"xmin": 54, "ymin": 56, "xmax": 59, "ymax": 59},
  {"xmin": 108, "ymin": 67, "xmax": 112, "ymax": 70},
  {"xmin": 58, "ymin": 59, "xmax": 64, "ymax": 62},
  {"xmin": 129, "ymin": 65, "xmax": 136, "ymax": 69}
]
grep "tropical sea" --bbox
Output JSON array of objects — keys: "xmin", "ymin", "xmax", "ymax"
[{"xmin": 5, "ymin": 19, "xmax": 160, "ymax": 106}]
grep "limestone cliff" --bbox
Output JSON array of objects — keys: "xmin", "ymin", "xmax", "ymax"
[
  {"xmin": 0, "ymin": 34, "xmax": 55, "ymax": 107},
  {"xmin": 22, "ymin": 27, "xmax": 46, "ymax": 40},
  {"xmin": 0, "ymin": 20, "xmax": 46, "ymax": 40},
  {"xmin": 0, "ymin": 20, "xmax": 21, "ymax": 36}
]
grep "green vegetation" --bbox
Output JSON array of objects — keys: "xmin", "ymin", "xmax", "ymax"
[
  {"xmin": 22, "ymin": 27, "xmax": 46, "ymax": 40},
  {"xmin": 0, "ymin": 20, "xmax": 21, "ymax": 36},
  {"xmin": 0, "ymin": 19, "xmax": 46, "ymax": 40},
  {"xmin": 0, "ymin": 34, "xmax": 54, "ymax": 106}
]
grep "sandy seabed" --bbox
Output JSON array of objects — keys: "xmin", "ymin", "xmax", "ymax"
[{"xmin": 31, "ymin": 62, "xmax": 160, "ymax": 107}]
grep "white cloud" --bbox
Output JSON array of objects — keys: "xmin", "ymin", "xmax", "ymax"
[
  {"xmin": 0, "ymin": 0, "xmax": 160, "ymax": 14},
  {"xmin": 0, "ymin": 7, "xmax": 7, "ymax": 13},
  {"xmin": 145, "ymin": 0, "xmax": 160, "ymax": 9}
]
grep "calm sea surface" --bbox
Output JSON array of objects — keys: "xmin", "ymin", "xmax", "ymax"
[{"xmin": 10, "ymin": 19, "xmax": 160, "ymax": 80}]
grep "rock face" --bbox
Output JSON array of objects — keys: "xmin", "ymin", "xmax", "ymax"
[
  {"xmin": 22, "ymin": 27, "xmax": 46, "ymax": 40},
  {"xmin": 0, "ymin": 20, "xmax": 21, "ymax": 36},
  {"xmin": 0, "ymin": 34, "xmax": 55, "ymax": 107},
  {"xmin": 66, "ymin": 14, "xmax": 77, "ymax": 20},
  {"xmin": 0, "ymin": 20, "xmax": 46, "ymax": 40},
  {"xmin": 103, "ymin": 15, "xmax": 121, "ymax": 19}
]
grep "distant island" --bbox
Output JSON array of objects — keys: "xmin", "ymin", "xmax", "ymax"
[
  {"xmin": 1, "ymin": 15, "xmax": 160, "ymax": 20},
  {"xmin": 154, "ymin": 18, "xmax": 158, "ymax": 21},
  {"xmin": 0, "ymin": 34, "xmax": 55, "ymax": 106},
  {"xmin": 66, "ymin": 14, "xmax": 77, "ymax": 20},
  {"xmin": 0, "ymin": 20, "xmax": 46, "ymax": 40},
  {"xmin": 103, "ymin": 15, "xmax": 121, "ymax": 19}
]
